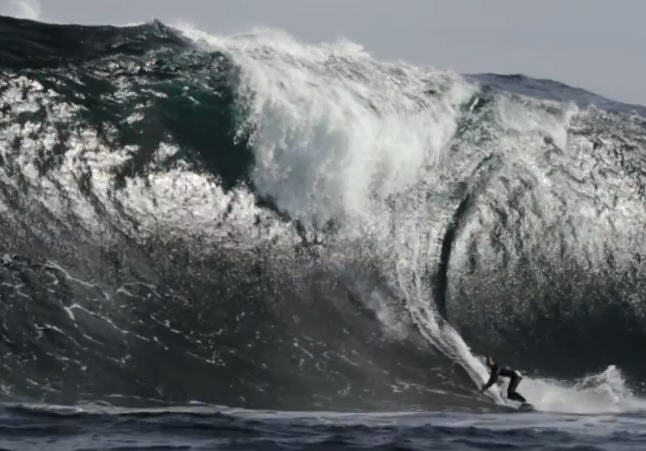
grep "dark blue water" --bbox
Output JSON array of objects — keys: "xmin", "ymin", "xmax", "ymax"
[
  {"xmin": 1, "ymin": 404, "xmax": 646, "ymax": 451},
  {"xmin": 0, "ymin": 406, "xmax": 646, "ymax": 450}
]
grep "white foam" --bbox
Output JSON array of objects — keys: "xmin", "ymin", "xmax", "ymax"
[
  {"xmin": 521, "ymin": 365, "xmax": 646, "ymax": 414},
  {"xmin": 0, "ymin": 0, "xmax": 41, "ymax": 20},
  {"xmin": 178, "ymin": 25, "xmax": 474, "ymax": 232}
]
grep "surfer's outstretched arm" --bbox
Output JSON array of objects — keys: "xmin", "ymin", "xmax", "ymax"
[
  {"xmin": 480, "ymin": 374, "xmax": 496, "ymax": 392},
  {"xmin": 480, "ymin": 366, "xmax": 500, "ymax": 392}
]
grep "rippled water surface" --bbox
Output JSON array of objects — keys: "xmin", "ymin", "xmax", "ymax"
[{"xmin": 2, "ymin": 405, "xmax": 646, "ymax": 451}]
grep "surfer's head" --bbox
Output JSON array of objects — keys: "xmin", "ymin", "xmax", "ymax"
[{"xmin": 486, "ymin": 356, "xmax": 495, "ymax": 367}]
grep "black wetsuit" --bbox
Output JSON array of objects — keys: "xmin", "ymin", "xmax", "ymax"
[{"xmin": 482, "ymin": 363, "xmax": 527, "ymax": 403}]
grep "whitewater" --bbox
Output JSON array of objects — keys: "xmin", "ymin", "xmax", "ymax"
[{"xmin": 1, "ymin": 14, "xmax": 646, "ymax": 450}]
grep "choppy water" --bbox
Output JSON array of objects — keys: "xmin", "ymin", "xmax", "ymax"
[{"xmin": 2, "ymin": 404, "xmax": 646, "ymax": 451}]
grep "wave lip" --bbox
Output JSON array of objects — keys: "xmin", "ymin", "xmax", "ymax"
[
  {"xmin": 0, "ymin": 1, "xmax": 41, "ymax": 21},
  {"xmin": 0, "ymin": 15, "xmax": 186, "ymax": 68}
]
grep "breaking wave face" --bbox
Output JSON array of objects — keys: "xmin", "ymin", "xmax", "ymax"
[{"xmin": 1, "ymin": 15, "xmax": 646, "ymax": 414}]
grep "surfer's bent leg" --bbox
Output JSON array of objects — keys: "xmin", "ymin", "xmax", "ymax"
[{"xmin": 507, "ymin": 373, "xmax": 527, "ymax": 403}]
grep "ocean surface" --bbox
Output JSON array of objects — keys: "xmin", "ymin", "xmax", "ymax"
[
  {"xmin": 1, "ymin": 14, "xmax": 646, "ymax": 450},
  {"xmin": 4, "ymin": 404, "xmax": 646, "ymax": 451}
]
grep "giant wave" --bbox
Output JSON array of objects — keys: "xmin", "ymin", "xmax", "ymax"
[{"xmin": 1, "ymin": 15, "xmax": 645, "ymax": 414}]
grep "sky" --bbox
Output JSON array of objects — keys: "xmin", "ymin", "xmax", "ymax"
[{"xmin": 2, "ymin": 0, "xmax": 645, "ymax": 106}]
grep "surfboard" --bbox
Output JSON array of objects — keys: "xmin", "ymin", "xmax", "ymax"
[{"xmin": 517, "ymin": 402, "xmax": 535, "ymax": 411}]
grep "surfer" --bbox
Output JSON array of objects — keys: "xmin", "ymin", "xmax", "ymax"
[{"xmin": 480, "ymin": 356, "xmax": 527, "ymax": 403}]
